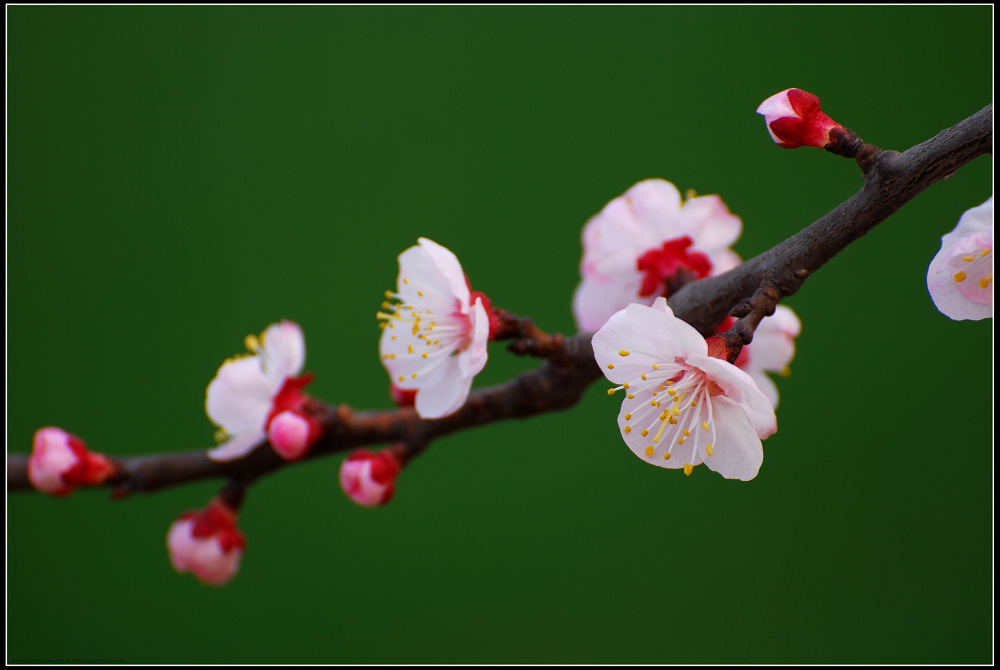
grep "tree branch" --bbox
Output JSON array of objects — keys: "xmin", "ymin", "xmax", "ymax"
[{"xmin": 7, "ymin": 103, "xmax": 991, "ymax": 496}]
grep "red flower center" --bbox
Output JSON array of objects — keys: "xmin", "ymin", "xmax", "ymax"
[{"xmin": 636, "ymin": 236, "xmax": 712, "ymax": 297}]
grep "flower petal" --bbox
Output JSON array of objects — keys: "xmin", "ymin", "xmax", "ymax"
[
  {"xmin": 396, "ymin": 238, "xmax": 470, "ymax": 311},
  {"xmin": 689, "ymin": 353, "xmax": 777, "ymax": 439},
  {"xmin": 206, "ymin": 427, "xmax": 266, "ymax": 462},
  {"xmin": 205, "ymin": 355, "xmax": 276, "ymax": 435},
  {"xmin": 259, "ymin": 320, "xmax": 305, "ymax": 382},
  {"xmin": 702, "ymin": 396, "xmax": 764, "ymax": 481}
]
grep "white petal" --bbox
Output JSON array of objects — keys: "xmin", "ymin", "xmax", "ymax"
[
  {"xmin": 927, "ymin": 211, "xmax": 993, "ymax": 321},
  {"xmin": 414, "ymin": 356, "xmax": 474, "ymax": 419},
  {"xmin": 703, "ymin": 396, "xmax": 764, "ymax": 481},
  {"xmin": 943, "ymin": 197, "xmax": 993, "ymax": 244},
  {"xmin": 259, "ymin": 320, "xmax": 305, "ymax": 381},
  {"xmin": 680, "ymin": 194, "xmax": 743, "ymax": 252},
  {"xmin": 206, "ymin": 427, "xmax": 266, "ymax": 462},
  {"xmin": 689, "ymin": 354, "xmax": 777, "ymax": 439},
  {"xmin": 756, "ymin": 89, "xmax": 795, "ymax": 121},
  {"xmin": 743, "ymin": 305, "xmax": 801, "ymax": 373},
  {"xmin": 572, "ymin": 273, "xmax": 646, "ymax": 332},
  {"xmin": 633, "ymin": 298, "xmax": 708, "ymax": 359},
  {"xmin": 458, "ymin": 298, "xmax": 489, "ymax": 377},
  {"xmin": 396, "ymin": 238, "xmax": 470, "ymax": 311},
  {"xmin": 205, "ymin": 355, "xmax": 275, "ymax": 435}
]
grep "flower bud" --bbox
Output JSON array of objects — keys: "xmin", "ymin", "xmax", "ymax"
[
  {"xmin": 757, "ymin": 88, "xmax": 841, "ymax": 149},
  {"xmin": 28, "ymin": 427, "xmax": 116, "ymax": 496},
  {"xmin": 167, "ymin": 498, "xmax": 246, "ymax": 586},
  {"xmin": 267, "ymin": 410, "xmax": 314, "ymax": 461},
  {"xmin": 339, "ymin": 448, "xmax": 403, "ymax": 507}
]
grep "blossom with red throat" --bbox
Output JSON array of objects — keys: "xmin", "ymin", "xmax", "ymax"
[
  {"xmin": 756, "ymin": 88, "xmax": 842, "ymax": 149},
  {"xmin": 715, "ymin": 305, "xmax": 802, "ymax": 409},
  {"xmin": 927, "ymin": 196, "xmax": 993, "ymax": 321},
  {"xmin": 339, "ymin": 448, "xmax": 403, "ymax": 507},
  {"xmin": 167, "ymin": 497, "xmax": 245, "ymax": 587},
  {"xmin": 594, "ymin": 298, "xmax": 776, "ymax": 481},
  {"xmin": 572, "ymin": 179, "xmax": 742, "ymax": 331},
  {"xmin": 206, "ymin": 320, "xmax": 322, "ymax": 462},
  {"xmin": 378, "ymin": 237, "xmax": 491, "ymax": 419},
  {"xmin": 28, "ymin": 427, "xmax": 116, "ymax": 496}
]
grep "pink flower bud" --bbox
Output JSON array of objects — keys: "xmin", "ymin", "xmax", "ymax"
[
  {"xmin": 167, "ymin": 498, "xmax": 246, "ymax": 587},
  {"xmin": 339, "ymin": 448, "xmax": 403, "ymax": 507},
  {"xmin": 267, "ymin": 410, "xmax": 313, "ymax": 460},
  {"xmin": 28, "ymin": 427, "xmax": 116, "ymax": 496},
  {"xmin": 757, "ymin": 88, "xmax": 841, "ymax": 149}
]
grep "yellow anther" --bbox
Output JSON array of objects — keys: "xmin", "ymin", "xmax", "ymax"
[
  {"xmin": 641, "ymin": 373, "xmax": 647, "ymax": 381},
  {"xmin": 389, "ymin": 354, "xmax": 396, "ymax": 359},
  {"xmin": 608, "ymin": 388, "xmax": 616, "ymax": 395},
  {"xmin": 624, "ymin": 413, "xmax": 632, "ymax": 420},
  {"xmin": 645, "ymin": 446, "xmax": 654, "ymax": 457},
  {"xmin": 384, "ymin": 290, "xmax": 394, "ymax": 299},
  {"xmin": 397, "ymin": 376, "xmax": 404, "ymax": 382},
  {"xmin": 213, "ymin": 428, "xmax": 228, "ymax": 443},
  {"xmin": 982, "ymin": 249, "xmax": 990, "ymax": 257},
  {"xmin": 652, "ymin": 363, "xmax": 660, "ymax": 369},
  {"xmin": 706, "ymin": 444, "xmax": 714, "ymax": 456},
  {"xmin": 962, "ymin": 255, "xmax": 975, "ymax": 262},
  {"xmin": 619, "ymin": 349, "xmax": 630, "ymax": 356},
  {"xmin": 429, "ymin": 323, "xmax": 435, "ymax": 331},
  {"xmin": 627, "ymin": 394, "xmax": 634, "ymax": 399},
  {"xmin": 684, "ymin": 188, "xmax": 698, "ymax": 200},
  {"xmin": 684, "ymin": 463, "xmax": 693, "ymax": 476},
  {"xmin": 672, "ymin": 406, "xmax": 681, "ymax": 416},
  {"xmin": 668, "ymin": 389, "xmax": 676, "ymax": 396},
  {"xmin": 650, "ymin": 400, "xmax": 657, "ymax": 407},
  {"xmin": 624, "ymin": 426, "xmax": 632, "ymax": 434},
  {"xmin": 702, "ymin": 421, "xmax": 709, "ymax": 431},
  {"xmin": 665, "ymin": 380, "xmax": 673, "ymax": 386},
  {"xmin": 678, "ymin": 437, "xmax": 685, "ymax": 445},
  {"xmin": 403, "ymin": 278, "xmax": 409, "ymax": 284},
  {"xmin": 656, "ymin": 401, "xmax": 661, "ymax": 407},
  {"xmin": 607, "ymin": 363, "xmax": 615, "ymax": 369},
  {"xmin": 244, "ymin": 334, "xmax": 260, "ymax": 353},
  {"xmin": 422, "ymin": 353, "xmax": 428, "ymax": 358},
  {"xmin": 668, "ymin": 417, "xmax": 677, "ymax": 425},
  {"xmin": 690, "ymin": 400, "xmax": 697, "ymax": 407},
  {"xmin": 418, "ymin": 291, "xmax": 424, "ymax": 296},
  {"xmin": 954, "ymin": 271, "xmax": 967, "ymax": 282},
  {"xmin": 391, "ymin": 335, "xmax": 396, "ymax": 340},
  {"xmin": 652, "ymin": 391, "xmax": 658, "ymax": 397},
  {"xmin": 641, "ymin": 429, "xmax": 648, "ymax": 436},
  {"xmin": 683, "ymin": 429, "xmax": 690, "ymax": 437},
  {"xmin": 411, "ymin": 373, "xmax": 417, "ymax": 379},
  {"xmin": 408, "ymin": 345, "xmax": 414, "ymax": 354},
  {"xmin": 623, "ymin": 383, "xmax": 630, "ymax": 389},
  {"xmin": 980, "ymin": 276, "xmax": 992, "ymax": 288},
  {"xmin": 663, "ymin": 453, "xmax": 671, "ymax": 460}
]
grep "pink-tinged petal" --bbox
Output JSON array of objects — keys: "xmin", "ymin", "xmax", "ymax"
[
  {"xmin": 636, "ymin": 298, "xmax": 708, "ymax": 359},
  {"xmin": 945, "ymin": 197, "xmax": 993, "ymax": 243},
  {"xmin": 756, "ymin": 89, "xmax": 797, "ymax": 121},
  {"xmin": 680, "ymin": 194, "xmax": 743, "ymax": 251},
  {"xmin": 167, "ymin": 519, "xmax": 198, "ymax": 572},
  {"xmin": 396, "ymin": 238, "xmax": 470, "ymax": 310},
  {"xmin": 743, "ymin": 306, "xmax": 801, "ymax": 373},
  {"xmin": 205, "ymin": 355, "xmax": 277, "ymax": 435},
  {"xmin": 592, "ymin": 307, "xmax": 664, "ymax": 384},
  {"xmin": 415, "ymin": 359, "xmax": 474, "ymax": 419},
  {"xmin": 689, "ymin": 354, "xmax": 777, "ymax": 439},
  {"xmin": 206, "ymin": 427, "xmax": 266, "ymax": 462},
  {"xmin": 259, "ymin": 320, "xmax": 305, "ymax": 381},
  {"xmin": 267, "ymin": 410, "xmax": 311, "ymax": 461},
  {"xmin": 28, "ymin": 427, "xmax": 80, "ymax": 496},
  {"xmin": 623, "ymin": 180, "xmax": 685, "ymax": 239},
  {"xmin": 189, "ymin": 538, "xmax": 242, "ymax": 586},
  {"xmin": 572, "ymin": 273, "xmax": 645, "ymax": 332},
  {"xmin": 458, "ymin": 298, "xmax": 490, "ymax": 378},
  {"xmin": 746, "ymin": 371, "xmax": 779, "ymax": 411},
  {"xmin": 702, "ymin": 397, "xmax": 764, "ymax": 481}
]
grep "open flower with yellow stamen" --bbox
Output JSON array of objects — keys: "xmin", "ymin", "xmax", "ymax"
[
  {"xmin": 206, "ymin": 320, "xmax": 322, "ymax": 462},
  {"xmin": 593, "ymin": 297, "xmax": 777, "ymax": 481},
  {"xmin": 927, "ymin": 196, "xmax": 993, "ymax": 321},
  {"xmin": 379, "ymin": 238, "xmax": 490, "ymax": 419}
]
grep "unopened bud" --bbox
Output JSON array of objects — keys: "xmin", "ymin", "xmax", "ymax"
[
  {"xmin": 757, "ymin": 88, "xmax": 841, "ymax": 150},
  {"xmin": 28, "ymin": 427, "xmax": 116, "ymax": 496},
  {"xmin": 339, "ymin": 448, "xmax": 403, "ymax": 507}
]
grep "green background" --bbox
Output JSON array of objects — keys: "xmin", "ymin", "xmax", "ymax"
[{"xmin": 7, "ymin": 6, "xmax": 992, "ymax": 664}]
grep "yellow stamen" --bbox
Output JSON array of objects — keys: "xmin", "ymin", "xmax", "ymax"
[
  {"xmin": 641, "ymin": 429, "xmax": 648, "ymax": 436},
  {"xmin": 619, "ymin": 349, "xmax": 630, "ymax": 356},
  {"xmin": 624, "ymin": 413, "xmax": 632, "ymax": 420},
  {"xmin": 627, "ymin": 394, "xmax": 634, "ymax": 399},
  {"xmin": 608, "ymin": 388, "xmax": 616, "ymax": 395},
  {"xmin": 645, "ymin": 446, "xmax": 654, "ymax": 457},
  {"xmin": 962, "ymin": 255, "xmax": 975, "ymax": 262},
  {"xmin": 663, "ymin": 453, "xmax": 671, "ymax": 460},
  {"xmin": 641, "ymin": 373, "xmax": 647, "ymax": 381},
  {"xmin": 706, "ymin": 444, "xmax": 714, "ymax": 456},
  {"xmin": 982, "ymin": 249, "xmax": 990, "ymax": 257},
  {"xmin": 652, "ymin": 363, "xmax": 660, "ymax": 369},
  {"xmin": 418, "ymin": 291, "xmax": 424, "ymax": 296},
  {"xmin": 678, "ymin": 437, "xmax": 685, "ymax": 445},
  {"xmin": 653, "ymin": 419, "xmax": 668, "ymax": 443},
  {"xmin": 422, "ymin": 353, "xmax": 428, "ymax": 358},
  {"xmin": 408, "ymin": 345, "xmax": 413, "ymax": 354},
  {"xmin": 683, "ymin": 429, "xmax": 690, "ymax": 436},
  {"xmin": 397, "ymin": 376, "xmax": 404, "ymax": 382},
  {"xmin": 244, "ymin": 334, "xmax": 260, "ymax": 353},
  {"xmin": 403, "ymin": 278, "xmax": 409, "ymax": 284},
  {"xmin": 624, "ymin": 426, "xmax": 632, "ymax": 434},
  {"xmin": 607, "ymin": 363, "xmax": 614, "ymax": 369},
  {"xmin": 702, "ymin": 421, "xmax": 709, "ymax": 431},
  {"xmin": 954, "ymin": 271, "xmax": 967, "ymax": 282},
  {"xmin": 623, "ymin": 383, "xmax": 630, "ymax": 389},
  {"xmin": 980, "ymin": 276, "xmax": 992, "ymax": 288},
  {"xmin": 684, "ymin": 463, "xmax": 693, "ymax": 476}
]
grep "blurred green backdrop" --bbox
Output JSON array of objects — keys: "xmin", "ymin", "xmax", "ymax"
[{"xmin": 7, "ymin": 6, "xmax": 992, "ymax": 665}]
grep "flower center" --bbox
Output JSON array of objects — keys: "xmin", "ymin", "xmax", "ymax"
[
  {"xmin": 949, "ymin": 245, "xmax": 993, "ymax": 304},
  {"xmin": 608, "ymin": 360, "xmax": 718, "ymax": 475},
  {"xmin": 378, "ymin": 287, "xmax": 473, "ymax": 384},
  {"xmin": 636, "ymin": 236, "xmax": 712, "ymax": 298}
]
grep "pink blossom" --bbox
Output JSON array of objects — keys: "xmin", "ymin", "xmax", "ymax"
[
  {"xmin": 167, "ymin": 498, "xmax": 245, "ymax": 587},
  {"xmin": 339, "ymin": 448, "xmax": 403, "ymax": 507},
  {"xmin": 756, "ymin": 88, "xmax": 841, "ymax": 149},
  {"xmin": 28, "ymin": 427, "xmax": 116, "ymax": 496},
  {"xmin": 572, "ymin": 179, "xmax": 742, "ymax": 331},
  {"xmin": 715, "ymin": 306, "xmax": 802, "ymax": 409},
  {"xmin": 205, "ymin": 320, "xmax": 322, "ymax": 461},
  {"xmin": 927, "ymin": 197, "xmax": 993, "ymax": 321},
  {"xmin": 379, "ymin": 238, "xmax": 490, "ymax": 419},
  {"xmin": 594, "ymin": 298, "xmax": 776, "ymax": 481}
]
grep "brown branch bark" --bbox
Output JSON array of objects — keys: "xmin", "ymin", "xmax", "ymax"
[{"xmin": 7, "ymin": 103, "xmax": 992, "ymax": 497}]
